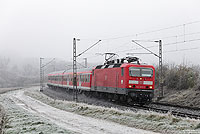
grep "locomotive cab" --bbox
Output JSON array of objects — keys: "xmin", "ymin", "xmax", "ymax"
[{"xmin": 124, "ymin": 64, "xmax": 155, "ymax": 103}]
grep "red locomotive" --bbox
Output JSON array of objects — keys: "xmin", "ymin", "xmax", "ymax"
[{"xmin": 47, "ymin": 57, "xmax": 155, "ymax": 104}]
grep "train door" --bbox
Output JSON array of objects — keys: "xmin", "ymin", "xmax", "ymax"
[
  {"xmin": 115, "ymin": 73, "xmax": 119, "ymax": 93},
  {"xmin": 67, "ymin": 75, "xmax": 69, "ymax": 86},
  {"xmin": 79, "ymin": 74, "xmax": 82, "ymax": 87},
  {"xmin": 94, "ymin": 73, "xmax": 97, "ymax": 90}
]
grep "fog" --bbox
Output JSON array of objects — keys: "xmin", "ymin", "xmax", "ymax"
[{"xmin": 0, "ymin": 0, "xmax": 200, "ymax": 87}]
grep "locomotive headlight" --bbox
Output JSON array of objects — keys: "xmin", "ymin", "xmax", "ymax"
[
  {"xmin": 149, "ymin": 86, "xmax": 152, "ymax": 89},
  {"xmin": 129, "ymin": 85, "xmax": 132, "ymax": 88}
]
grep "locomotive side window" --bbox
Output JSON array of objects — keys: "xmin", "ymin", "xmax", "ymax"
[
  {"xmin": 86, "ymin": 75, "xmax": 87, "ymax": 82},
  {"xmin": 121, "ymin": 68, "xmax": 124, "ymax": 76}
]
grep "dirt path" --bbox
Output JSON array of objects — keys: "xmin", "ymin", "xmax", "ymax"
[{"xmin": 9, "ymin": 90, "xmax": 159, "ymax": 134}]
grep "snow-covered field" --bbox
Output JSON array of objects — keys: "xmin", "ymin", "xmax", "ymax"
[
  {"xmin": 0, "ymin": 87, "xmax": 200, "ymax": 134},
  {"xmin": 0, "ymin": 94, "xmax": 77, "ymax": 133}
]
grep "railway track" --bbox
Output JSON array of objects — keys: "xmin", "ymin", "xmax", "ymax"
[
  {"xmin": 43, "ymin": 87, "xmax": 200, "ymax": 119},
  {"xmin": 131, "ymin": 102, "xmax": 200, "ymax": 119}
]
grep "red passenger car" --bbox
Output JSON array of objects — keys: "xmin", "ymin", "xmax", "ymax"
[{"xmin": 48, "ymin": 69, "xmax": 92, "ymax": 91}]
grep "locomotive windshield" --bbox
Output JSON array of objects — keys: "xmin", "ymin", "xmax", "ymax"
[{"xmin": 129, "ymin": 67, "xmax": 153, "ymax": 77}]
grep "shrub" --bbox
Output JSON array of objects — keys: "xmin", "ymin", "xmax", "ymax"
[{"xmin": 155, "ymin": 64, "xmax": 199, "ymax": 90}]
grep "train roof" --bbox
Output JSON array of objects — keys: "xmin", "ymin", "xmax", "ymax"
[
  {"xmin": 48, "ymin": 68, "xmax": 93, "ymax": 75},
  {"xmin": 48, "ymin": 62, "xmax": 155, "ymax": 75},
  {"xmin": 94, "ymin": 63, "xmax": 154, "ymax": 69},
  {"xmin": 120, "ymin": 63, "xmax": 154, "ymax": 68}
]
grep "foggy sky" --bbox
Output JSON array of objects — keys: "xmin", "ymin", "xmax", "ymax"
[{"xmin": 0, "ymin": 0, "xmax": 200, "ymax": 66}]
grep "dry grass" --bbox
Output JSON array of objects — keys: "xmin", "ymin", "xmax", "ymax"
[
  {"xmin": 0, "ymin": 105, "xmax": 6, "ymax": 134},
  {"xmin": 0, "ymin": 87, "xmax": 24, "ymax": 134},
  {"xmin": 159, "ymin": 88, "xmax": 200, "ymax": 108}
]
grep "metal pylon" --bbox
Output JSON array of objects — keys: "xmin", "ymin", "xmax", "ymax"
[
  {"xmin": 73, "ymin": 38, "xmax": 78, "ymax": 101},
  {"xmin": 40, "ymin": 58, "xmax": 44, "ymax": 91},
  {"xmin": 158, "ymin": 40, "xmax": 164, "ymax": 98}
]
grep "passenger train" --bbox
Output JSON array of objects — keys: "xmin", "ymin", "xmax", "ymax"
[{"xmin": 47, "ymin": 57, "xmax": 155, "ymax": 104}]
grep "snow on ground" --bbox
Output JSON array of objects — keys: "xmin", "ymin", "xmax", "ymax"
[
  {"xmin": 6, "ymin": 90, "xmax": 158, "ymax": 134},
  {"xmin": 0, "ymin": 104, "xmax": 5, "ymax": 134},
  {"xmin": 0, "ymin": 87, "xmax": 22, "ymax": 94},
  {"xmin": 1, "ymin": 86, "xmax": 200, "ymax": 134},
  {"xmin": 26, "ymin": 87, "xmax": 200, "ymax": 134},
  {"xmin": 0, "ymin": 95, "xmax": 77, "ymax": 134}
]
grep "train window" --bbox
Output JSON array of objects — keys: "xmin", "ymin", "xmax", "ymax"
[
  {"xmin": 121, "ymin": 68, "xmax": 124, "ymax": 76},
  {"xmin": 129, "ymin": 67, "xmax": 140, "ymax": 77},
  {"xmin": 129, "ymin": 67, "xmax": 153, "ymax": 77},
  {"xmin": 141, "ymin": 68, "xmax": 153, "ymax": 77},
  {"xmin": 92, "ymin": 70, "xmax": 94, "ymax": 76}
]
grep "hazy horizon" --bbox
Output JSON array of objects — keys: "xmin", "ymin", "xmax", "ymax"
[{"xmin": 1, "ymin": 0, "xmax": 200, "ymax": 66}]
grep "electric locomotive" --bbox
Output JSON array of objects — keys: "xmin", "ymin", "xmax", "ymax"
[{"xmin": 91, "ymin": 57, "xmax": 155, "ymax": 103}]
